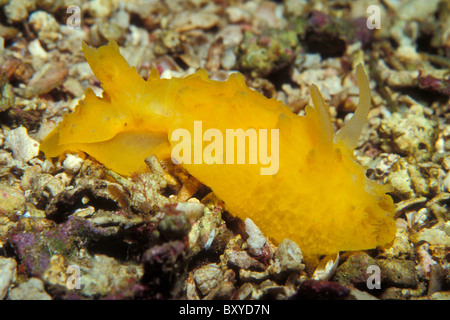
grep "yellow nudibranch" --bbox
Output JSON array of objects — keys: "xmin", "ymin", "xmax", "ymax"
[{"xmin": 40, "ymin": 40, "xmax": 396, "ymax": 255}]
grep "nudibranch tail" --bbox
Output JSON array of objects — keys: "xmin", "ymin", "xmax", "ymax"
[{"xmin": 335, "ymin": 63, "xmax": 371, "ymax": 150}]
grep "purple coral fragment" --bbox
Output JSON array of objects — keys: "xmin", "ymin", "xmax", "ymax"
[{"xmin": 293, "ymin": 280, "xmax": 350, "ymax": 300}]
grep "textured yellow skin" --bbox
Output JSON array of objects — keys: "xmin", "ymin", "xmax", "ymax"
[{"xmin": 41, "ymin": 41, "xmax": 396, "ymax": 255}]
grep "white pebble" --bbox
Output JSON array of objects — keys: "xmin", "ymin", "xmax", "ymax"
[
  {"xmin": 63, "ymin": 153, "xmax": 84, "ymax": 173},
  {"xmin": 0, "ymin": 257, "xmax": 17, "ymax": 300},
  {"xmin": 245, "ymin": 218, "xmax": 267, "ymax": 256},
  {"xmin": 4, "ymin": 127, "xmax": 40, "ymax": 162},
  {"xmin": 175, "ymin": 202, "xmax": 205, "ymax": 222},
  {"xmin": 28, "ymin": 39, "xmax": 48, "ymax": 59}
]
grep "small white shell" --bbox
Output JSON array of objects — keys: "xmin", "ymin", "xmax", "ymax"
[{"xmin": 312, "ymin": 253, "xmax": 340, "ymax": 281}]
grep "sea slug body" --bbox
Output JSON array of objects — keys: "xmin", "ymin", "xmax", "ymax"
[{"xmin": 40, "ymin": 40, "xmax": 396, "ymax": 256}]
